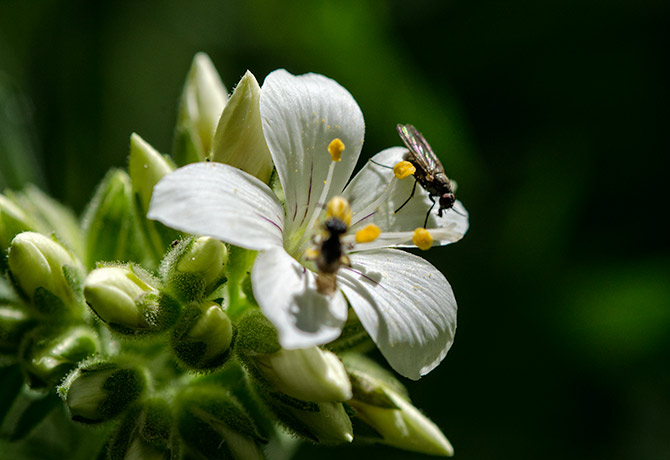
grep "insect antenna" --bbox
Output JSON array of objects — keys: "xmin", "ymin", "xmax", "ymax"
[{"xmin": 369, "ymin": 158, "xmax": 394, "ymax": 169}]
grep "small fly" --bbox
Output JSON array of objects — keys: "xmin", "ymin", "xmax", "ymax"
[
  {"xmin": 394, "ymin": 124, "xmax": 456, "ymax": 228},
  {"xmin": 314, "ymin": 216, "xmax": 350, "ymax": 295},
  {"xmin": 306, "ymin": 196, "xmax": 353, "ymax": 296}
]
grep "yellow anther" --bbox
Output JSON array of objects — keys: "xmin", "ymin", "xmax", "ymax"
[
  {"xmin": 393, "ymin": 161, "xmax": 416, "ymax": 179},
  {"xmin": 355, "ymin": 224, "xmax": 381, "ymax": 244},
  {"xmin": 328, "ymin": 138, "xmax": 345, "ymax": 162},
  {"xmin": 326, "ymin": 196, "xmax": 351, "ymax": 227},
  {"xmin": 412, "ymin": 228, "xmax": 433, "ymax": 251},
  {"xmin": 305, "ymin": 248, "xmax": 319, "ymax": 260}
]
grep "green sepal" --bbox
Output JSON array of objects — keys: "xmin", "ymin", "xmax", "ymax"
[
  {"xmin": 341, "ymin": 353, "xmax": 409, "ymax": 403},
  {"xmin": 176, "ymin": 384, "xmax": 267, "ymax": 459},
  {"xmin": 325, "ymin": 310, "xmax": 373, "ymax": 354},
  {"xmin": 235, "ymin": 310, "xmax": 280, "ymax": 355},
  {"xmin": 107, "ymin": 399, "xmax": 178, "ymax": 460}
]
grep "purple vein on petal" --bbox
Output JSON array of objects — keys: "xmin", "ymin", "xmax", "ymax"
[
  {"xmin": 256, "ymin": 213, "xmax": 283, "ymax": 233},
  {"xmin": 299, "ymin": 161, "xmax": 314, "ymax": 227},
  {"xmin": 342, "ymin": 266, "xmax": 381, "ymax": 287}
]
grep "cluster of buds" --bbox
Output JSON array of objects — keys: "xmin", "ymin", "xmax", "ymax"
[{"xmin": 0, "ymin": 53, "xmax": 454, "ymax": 459}]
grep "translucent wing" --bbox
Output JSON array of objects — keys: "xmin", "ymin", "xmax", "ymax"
[{"xmin": 396, "ymin": 124, "xmax": 444, "ymax": 175}]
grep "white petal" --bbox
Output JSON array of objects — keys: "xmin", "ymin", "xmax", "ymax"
[
  {"xmin": 343, "ymin": 147, "xmax": 469, "ymax": 249},
  {"xmin": 251, "ymin": 246, "xmax": 348, "ymax": 349},
  {"xmin": 260, "ymin": 70, "xmax": 364, "ymax": 235},
  {"xmin": 337, "ymin": 249, "xmax": 457, "ymax": 380},
  {"xmin": 148, "ymin": 163, "xmax": 284, "ymax": 251}
]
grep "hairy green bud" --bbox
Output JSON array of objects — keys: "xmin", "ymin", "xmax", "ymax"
[
  {"xmin": 172, "ymin": 301, "xmax": 234, "ymax": 370},
  {"xmin": 161, "ymin": 237, "xmax": 228, "ymax": 302},
  {"xmin": 7, "ymin": 232, "xmax": 83, "ymax": 315},
  {"xmin": 60, "ymin": 361, "xmax": 146, "ymax": 424},
  {"xmin": 84, "ymin": 266, "xmax": 180, "ymax": 335}
]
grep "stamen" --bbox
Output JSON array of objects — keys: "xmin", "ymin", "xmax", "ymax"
[
  {"xmin": 328, "ymin": 138, "xmax": 345, "ymax": 162},
  {"xmin": 393, "ymin": 161, "xmax": 416, "ymax": 179},
  {"xmin": 326, "ymin": 196, "xmax": 352, "ymax": 227},
  {"xmin": 355, "ymin": 224, "xmax": 381, "ymax": 243},
  {"xmin": 412, "ymin": 228, "xmax": 433, "ymax": 251}
]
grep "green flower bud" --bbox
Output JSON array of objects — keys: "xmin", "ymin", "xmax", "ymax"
[
  {"xmin": 176, "ymin": 385, "xmax": 266, "ymax": 460},
  {"xmin": 0, "ymin": 304, "xmax": 34, "ymax": 356},
  {"xmin": 253, "ymin": 347, "xmax": 351, "ymax": 403},
  {"xmin": 84, "ymin": 266, "xmax": 180, "ymax": 335},
  {"xmin": 264, "ymin": 395, "xmax": 353, "ymax": 445},
  {"xmin": 128, "ymin": 133, "xmax": 175, "ymax": 213},
  {"xmin": 160, "ymin": 237, "xmax": 228, "ymax": 302},
  {"xmin": 60, "ymin": 361, "xmax": 146, "ymax": 424},
  {"xmin": 20, "ymin": 325, "xmax": 100, "ymax": 389},
  {"xmin": 174, "ymin": 52, "xmax": 227, "ymax": 164},
  {"xmin": 172, "ymin": 301, "xmax": 234, "ymax": 370},
  {"xmin": 108, "ymin": 399, "xmax": 177, "ymax": 460},
  {"xmin": 0, "ymin": 194, "xmax": 35, "ymax": 255},
  {"xmin": 82, "ymin": 169, "xmax": 159, "ymax": 270},
  {"xmin": 4, "ymin": 185, "xmax": 84, "ymax": 260},
  {"xmin": 344, "ymin": 354, "xmax": 453, "ymax": 456},
  {"xmin": 210, "ymin": 71, "xmax": 273, "ymax": 183},
  {"xmin": 7, "ymin": 232, "xmax": 83, "ymax": 314}
]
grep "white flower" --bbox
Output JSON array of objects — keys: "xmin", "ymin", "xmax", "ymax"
[{"xmin": 148, "ymin": 70, "xmax": 469, "ymax": 380}]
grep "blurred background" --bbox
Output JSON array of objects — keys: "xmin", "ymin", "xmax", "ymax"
[{"xmin": 1, "ymin": 0, "xmax": 668, "ymax": 459}]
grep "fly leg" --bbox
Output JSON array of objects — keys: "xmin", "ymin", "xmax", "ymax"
[
  {"xmin": 424, "ymin": 194, "xmax": 436, "ymax": 228},
  {"xmin": 395, "ymin": 179, "xmax": 418, "ymax": 214}
]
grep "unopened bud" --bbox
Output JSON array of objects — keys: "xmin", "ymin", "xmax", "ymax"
[
  {"xmin": 7, "ymin": 232, "xmax": 83, "ymax": 314},
  {"xmin": 108, "ymin": 399, "xmax": 176, "ymax": 460},
  {"xmin": 4, "ymin": 185, "xmax": 84, "ymax": 259},
  {"xmin": 0, "ymin": 195, "xmax": 34, "ymax": 256},
  {"xmin": 210, "ymin": 71, "xmax": 273, "ymax": 183},
  {"xmin": 265, "ymin": 396, "xmax": 353, "ymax": 445},
  {"xmin": 20, "ymin": 325, "xmax": 100, "ymax": 389},
  {"xmin": 174, "ymin": 52, "xmax": 227, "ymax": 163},
  {"xmin": 128, "ymin": 133, "xmax": 175, "ymax": 213},
  {"xmin": 344, "ymin": 354, "xmax": 453, "ymax": 456},
  {"xmin": 176, "ymin": 385, "xmax": 266, "ymax": 460},
  {"xmin": 172, "ymin": 301, "xmax": 234, "ymax": 370},
  {"xmin": 60, "ymin": 361, "xmax": 146, "ymax": 423},
  {"xmin": 253, "ymin": 347, "xmax": 351, "ymax": 402},
  {"xmin": 161, "ymin": 237, "xmax": 228, "ymax": 302},
  {"xmin": 84, "ymin": 266, "xmax": 180, "ymax": 335}
]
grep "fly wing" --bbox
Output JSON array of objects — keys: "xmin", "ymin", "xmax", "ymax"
[{"xmin": 396, "ymin": 124, "xmax": 445, "ymax": 176}]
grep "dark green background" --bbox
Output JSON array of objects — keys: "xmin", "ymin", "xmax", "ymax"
[{"xmin": 1, "ymin": 1, "xmax": 669, "ymax": 459}]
